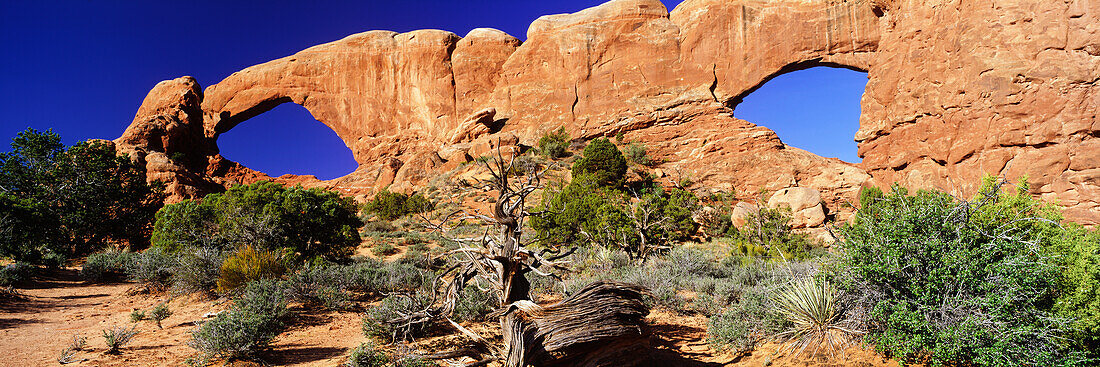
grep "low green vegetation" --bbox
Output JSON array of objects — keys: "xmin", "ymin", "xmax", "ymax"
[
  {"xmin": 838, "ymin": 179, "xmax": 1100, "ymax": 366},
  {"xmin": 0, "ymin": 128, "xmax": 163, "ymax": 266},
  {"xmin": 571, "ymin": 137, "xmax": 627, "ymax": 187},
  {"xmin": 0, "ymin": 262, "xmax": 34, "ymax": 287},
  {"xmin": 363, "ymin": 190, "xmax": 433, "ymax": 221},
  {"xmin": 728, "ymin": 203, "xmax": 818, "ymax": 261},
  {"xmin": 532, "ymin": 140, "xmax": 698, "ymax": 261},
  {"xmin": 623, "ymin": 142, "xmax": 651, "ymax": 166},
  {"xmin": 189, "ymin": 279, "xmax": 288, "ymax": 361},
  {"xmin": 152, "ymin": 181, "xmax": 362, "ymax": 261},
  {"xmin": 537, "ymin": 126, "xmax": 571, "ymax": 159},
  {"xmin": 102, "ymin": 325, "xmax": 139, "ymax": 354}
]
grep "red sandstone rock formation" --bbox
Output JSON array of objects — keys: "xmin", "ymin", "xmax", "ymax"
[{"xmin": 116, "ymin": 0, "xmax": 1099, "ymax": 225}]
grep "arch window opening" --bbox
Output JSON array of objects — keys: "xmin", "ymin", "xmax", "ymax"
[
  {"xmin": 217, "ymin": 103, "xmax": 358, "ymax": 180},
  {"xmin": 732, "ymin": 66, "xmax": 867, "ymax": 164}
]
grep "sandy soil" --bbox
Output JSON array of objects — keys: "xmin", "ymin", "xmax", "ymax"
[{"xmin": 0, "ymin": 268, "xmax": 899, "ymax": 367}]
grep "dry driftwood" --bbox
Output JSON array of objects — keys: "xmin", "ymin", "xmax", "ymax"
[{"xmin": 497, "ymin": 280, "xmax": 651, "ymax": 367}]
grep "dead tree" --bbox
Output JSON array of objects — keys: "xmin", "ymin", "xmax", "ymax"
[{"xmin": 392, "ymin": 147, "xmax": 651, "ymax": 367}]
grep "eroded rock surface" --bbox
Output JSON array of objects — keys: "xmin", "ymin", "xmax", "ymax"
[{"xmin": 116, "ymin": 0, "xmax": 1100, "ymax": 225}]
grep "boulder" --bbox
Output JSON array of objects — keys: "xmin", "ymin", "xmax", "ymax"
[{"xmin": 768, "ymin": 187, "xmax": 826, "ymax": 228}]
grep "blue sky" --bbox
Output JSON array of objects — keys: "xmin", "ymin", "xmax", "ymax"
[{"xmin": 1, "ymin": 0, "xmax": 865, "ymax": 179}]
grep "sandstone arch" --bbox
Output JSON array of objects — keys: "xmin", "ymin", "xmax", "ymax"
[{"xmin": 117, "ymin": 0, "xmax": 1100, "ymax": 224}]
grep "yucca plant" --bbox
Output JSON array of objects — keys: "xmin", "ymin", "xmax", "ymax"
[{"xmin": 772, "ymin": 276, "xmax": 861, "ymax": 358}]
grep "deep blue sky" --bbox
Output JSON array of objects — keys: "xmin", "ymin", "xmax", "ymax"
[{"xmin": 1, "ymin": 0, "xmax": 865, "ymax": 179}]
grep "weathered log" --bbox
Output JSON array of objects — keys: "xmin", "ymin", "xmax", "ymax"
[{"xmin": 498, "ymin": 280, "xmax": 651, "ymax": 367}]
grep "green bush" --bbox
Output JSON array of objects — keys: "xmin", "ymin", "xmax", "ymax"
[
  {"xmin": 623, "ymin": 143, "xmax": 651, "ymax": 166},
  {"xmin": 837, "ymin": 180, "xmax": 1089, "ymax": 366},
  {"xmin": 452, "ymin": 285, "xmax": 495, "ymax": 322},
  {"xmin": 0, "ymin": 262, "xmax": 34, "ymax": 286},
  {"xmin": 346, "ymin": 342, "xmax": 390, "ymax": 367},
  {"xmin": 152, "ymin": 181, "xmax": 362, "ymax": 261},
  {"xmin": 285, "ymin": 264, "xmax": 353, "ymax": 310},
  {"xmin": 532, "ymin": 176, "xmax": 698, "ymax": 259},
  {"xmin": 0, "ymin": 193, "xmax": 63, "ymax": 265},
  {"xmin": 729, "ymin": 204, "xmax": 817, "ymax": 261},
  {"xmin": 189, "ymin": 279, "xmax": 288, "ymax": 360},
  {"xmin": 364, "ymin": 191, "xmax": 433, "ymax": 221},
  {"xmin": 169, "ymin": 246, "xmax": 225, "ymax": 296},
  {"xmin": 81, "ymin": 250, "xmax": 134, "ymax": 281},
  {"xmin": 125, "ymin": 247, "xmax": 174, "ymax": 288},
  {"xmin": 363, "ymin": 291, "xmax": 434, "ymax": 341},
  {"xmin": 537, "ymin": 127, "xmax": 570, "ymax": 159},
  {"xmin": 571, "ymin": 138, "xmax": 627, "ymax": 187},
  {"xmin": 1053, "ymin": 226, "xmax": 1100, "ymax": 352},
  {"xmin": 149, "ymin": 303, "xmax": 172, "ymax": 328},
  {"xmin": 130, "ymin": 309, "xmax": 146, "ymax": 322},
  {"xmin": 102, "ymin": 325, "xmax": 139, "ymax": 354},
  {"xmin": 0, "ymin": 129, "xmax": 163, "ymax": 262},
  {"xmin": 216, "ymin": 246, "xmax": 286, "ymax": 294},
  {"xmin": 149, "ymin": 199, "xmax": 215, "ymax": 253},
  {"xmin": 372, "ymin": 242, "xmax": 396, "ymax": 257}
]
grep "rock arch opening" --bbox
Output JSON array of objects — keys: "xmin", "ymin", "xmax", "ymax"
[
  {"xmin": 731, "ymin": 65, "xmax": 868, "ymax": 164},
  {"xmin": 216, "ymin": 102, "xmax": 358, "ymax": 180}
]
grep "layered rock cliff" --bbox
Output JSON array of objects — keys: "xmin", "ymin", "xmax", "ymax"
[{"xmin": 116, "ymin": 0, "xmax": 1099, "ymax": 225}]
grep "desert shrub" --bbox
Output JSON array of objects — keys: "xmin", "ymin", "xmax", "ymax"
[
  {"xmin": 0, "ymin": 262, "xmax": 34, "ymax": 286},
  {"xmin": 149, "ymin": 199, "xmax": 216, "ymax": 252},
  {"xmin": 364, "ymin": 190, "xmax": 433, "ymax": 221},
  {"xmin": 1053, "ymin": 226, "xmax": 1100, "ymax": 353},
  {"xmin": 285, "ymin": 264, "xmax": 352, "ymax": 310},
  {"xmin": 363, "ymin": 291, "xmax": 434, "ymax": 341},
  {"xmin": 623, "ymin": 142, "xmax": 651, "ymax": 166},
  {"xmin": 130, "ymin": 309, "xmax": 146, "ymax": 322},
  {"xmin": 189, "ymin": 279, "xmax": 289, "ymax": 360},
  {"xmin": 170, "ymin": 246, "xmax": 226, "ymax": 295},
  {"xmin": 0, "ymin": 128, "xmax": 164, "ymax": 261},
  {"xmin": 125, "ymin": 247, "xmax": 174, "ymax": 288},
  {"xmin": 346, "ymin": 342, "xmax": 390, "ymax": 367},
  {"xmin": 532, "ymin": 175, "xmax": 698, "ymax": 259},
  {"xmin": 81, "ymin": 250, "xmax": 133, "ymax": 281},
  {"xmin": 729, "ymin": 204, "xmax": 817, "ymax": 261},
  {"xmin": 707, "ymin": 285, "xmax": 788, "ymax": 353},
  {"xmin": 558, "ymin": 246, "xmax": 806, "ymax": 352},
  {"xmin": 56, "ymin": 334, "xmax": 87, "ymax": 364},
  {"xmin": 152, "ymin": 181, "xmax": 362, "ymax": 261},
  {"xmin": 372, "ymin": 242, "xmax": 396, "ymax": 257},
  {"xmin": 393, "ymin": 355, "xmax": 431, "ymax": 367},
  {"xmin": 537, "ymin": 126, "xmax": 570, "ymax": 159},
  {"xmin": 102, "ymin": 325, "xmax": 139, "ymax": 354},
  {"xmin": 150, "ymin": 303, "xmax": 172, "ymax": 328},
  {"xmin": 216, "ymin": 246, "xmax": 286, "ymax": 294},
  {"xmin": 452, "ymin": 284, "xmax": 495, "ymax": 322},
  {"xmin": 361, "ymin": 220, "xmax": 397, "ymax": 234},
  {"xmin": 837, "ymin": 180, "xmax": 1090, "ymax": 366},
  {"xmin": 571, "ymin": 138, "xmax": 627, "ymax": 187}
]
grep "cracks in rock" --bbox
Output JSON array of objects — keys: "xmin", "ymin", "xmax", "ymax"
[
  {"xmin": 709, "ymin": 64, "xmax": 719, "ymax": 103},
  {"xmin": 571, "ymin": 83, "xmax": 580, "ymax": 122}
]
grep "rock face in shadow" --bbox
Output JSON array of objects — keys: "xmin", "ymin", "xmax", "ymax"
[{"xmin": 116, "ymin": 0, "xmax": 1100, "ymax": 225}]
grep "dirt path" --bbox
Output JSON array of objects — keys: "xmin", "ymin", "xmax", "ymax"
[
  {"xmin": 0, "ymin": 269, "xmax": 897, "ymax": 367},
  {"xmin": 0, "ymin": 269, "xmax": 365, "ymax": 366}
]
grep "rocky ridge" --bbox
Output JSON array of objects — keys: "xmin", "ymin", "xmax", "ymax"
[{"xmin": 116, "ymin": 0, "xmax": 1099, "ymax": 225}]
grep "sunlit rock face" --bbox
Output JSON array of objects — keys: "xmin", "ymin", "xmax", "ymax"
[{"xmin": 117, "ymin": 0, "xmax": 1099, "ymax": 225}]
